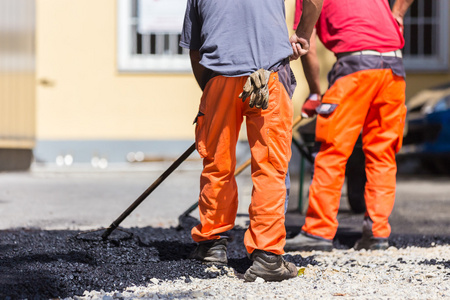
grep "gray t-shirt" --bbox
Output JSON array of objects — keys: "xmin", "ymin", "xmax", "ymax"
[{"xmin": 180, "ymin": 0, "xmax": 293, "ymax": 77}]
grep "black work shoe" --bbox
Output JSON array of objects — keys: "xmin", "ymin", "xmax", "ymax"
[
  {"xmin": 354, "ymin": 236, "xmax": 389, "ymax": 250},
  {"xmin": 284, "ymin": 232, "xmax": 333, "ymax": 252},
  {"xmin": 244, "ymin": 250, "xmax": 297, "ymax": 282},
  {"xmin": 190, "ymin": 238, "xmax": 228, "ymax": 265}
]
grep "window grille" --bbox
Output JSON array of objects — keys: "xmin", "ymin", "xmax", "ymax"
[
  {"xmin": 117, "ymin": 0, "xmax": 191, "ymax": 72},
  {"xmin": 390, "ymin": 0, "xmax": 449, "ymax": 71}
]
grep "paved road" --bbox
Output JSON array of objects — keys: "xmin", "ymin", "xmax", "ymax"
[
  {"xmin": 1, "ymin": 161, "xmax": 449, "ymax": 239},
  {"xmin": 0, "ymin": 160, "xmax": 252, "ymax": 231}
]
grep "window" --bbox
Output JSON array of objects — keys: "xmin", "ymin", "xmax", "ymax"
[
  {"xmin": 117, "ymin": 0, "xmax": 191, "ymax": 73},
  {"xmin": 390, "ymin": 0, "xmax": 449, "ymax": 71}
]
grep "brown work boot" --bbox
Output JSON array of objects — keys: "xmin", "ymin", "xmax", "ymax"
[
  {"xmin": 354, "ymin": 217, "xmax": 389, "ymax": 250},
  {"xmin": 190, "ymin": 238, "xmax": 228, "ymax": 265},
  {"xmin": 244, "ymin": 250, "xmax": 298, "ymax": 282}
]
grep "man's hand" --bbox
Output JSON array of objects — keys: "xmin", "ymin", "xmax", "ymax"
[
  {"xmin": 292, "ymin": 0, "xmax": 323, "ymax": 61},
  {"xmin": 392, "ymin": 0, "xmax": 414, "ymax": 35},
  {"xmin": 393, "ymin": 16, "xmax": 404, "ymax": 34},
  {"xmin": 290, "ymin": 33, "xmax": 310, "ymax": 60},
  {"xmin": 301, "ymin": 93, "xmax": 321, "ymax": 118},
  {"xmin": 239, "ymin": 69, "xmax": 272, "ymax": 110}
]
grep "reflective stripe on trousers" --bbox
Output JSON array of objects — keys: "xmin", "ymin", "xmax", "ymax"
[
  {"xmin": 302, "ymin": 69, "xmax": 406, "ymax": 240},
  {"xmin": 192, "ymin": 72, "xmax": 293, "ymax": 255}
]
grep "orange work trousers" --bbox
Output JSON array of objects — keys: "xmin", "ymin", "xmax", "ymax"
[
  {"xmin": 192, "ymin": 72, "xmax": 293, "ymax": 255},
  {"xmin": 303, "ymin": 69, "xmax": 406, "ymax": 240}
]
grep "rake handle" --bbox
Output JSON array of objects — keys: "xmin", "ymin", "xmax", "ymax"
[{"xmin": 102, "ymin": 143, "xmax": 196, "ymax": 240}]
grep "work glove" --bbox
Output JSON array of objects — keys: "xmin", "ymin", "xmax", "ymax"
[
  {"xmin": 239, "ymin": 69, "xmax": 272, "ymax": 110},
  {"xmin": 301, "ymin": 93, "xmax": 322, "ymax": 118}
]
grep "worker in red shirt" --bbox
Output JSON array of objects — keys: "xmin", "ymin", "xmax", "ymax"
[{"xmin": 286, "ymin": 0, "xmax": 414, "ymax": 251}]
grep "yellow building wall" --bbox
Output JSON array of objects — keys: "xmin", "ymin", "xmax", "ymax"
[
  {"xmin": 36, "ymin": 0, "xmax": 202, "ymax": 141},
  {"xmin": 405, "ymin": 74, "xmax": 450, "ymax": 100},
  {"xmin": 0, "ymin": 73, "xmax": 35, "ymax": 149}
]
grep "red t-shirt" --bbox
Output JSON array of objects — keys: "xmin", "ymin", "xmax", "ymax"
[{"xmin": 294, "ymin": 0, "xmax": 405, "ymax": 54}]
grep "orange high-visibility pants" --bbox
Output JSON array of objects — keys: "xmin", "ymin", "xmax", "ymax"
[
  {"xmin": 303, "ymin": 69, "xmax": 406, "ymax": 240},
  {"xmin": 192, "ymin": 72, "xmax": 293, "ymax": 255}
]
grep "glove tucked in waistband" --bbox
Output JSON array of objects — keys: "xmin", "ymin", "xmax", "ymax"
[{"xmin": 239, "ymin": 69, "xmax": 272, "ymax": 110}]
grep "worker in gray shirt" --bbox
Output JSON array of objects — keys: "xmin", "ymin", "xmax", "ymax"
[{"xmin": 180, "ymin": 0, "xmax": 323, "ymax": 281}]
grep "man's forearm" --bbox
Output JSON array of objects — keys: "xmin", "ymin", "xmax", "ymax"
[
  {"xmin": 290, "ymin": 0, "xmax": 323, "ymax": 59},
  {"xmin": 300, "ymin": 31, "xmax": 321, "ymax": 95},
  {"xmin": 295, "ymin": 0, "xmax": 323, "ymax": 41},
  {"xmin": 392, "ymin": 0, "xmax": 414, "ymax": 19}
]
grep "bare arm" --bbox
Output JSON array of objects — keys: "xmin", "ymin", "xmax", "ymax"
[
  {"xmin": 290, "ymin": 0, "xmax": 323, "ymax": 59},
  {"xmin": 300, "ymin": 29, "xmax": 321, "ymax": 96},
  {"xmin": 299, "ymin": 30, "xmax": 322, "ymax": 118},
  {"xmin": 189, "ymin": 50, "xmax": 207, "ymax": 91},
  {"xmin": 391, "ymin": 0, "xmax": 414, "ymax": 31}
]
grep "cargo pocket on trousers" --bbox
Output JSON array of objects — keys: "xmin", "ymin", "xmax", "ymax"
[
  {"xmin": 194, "ymin": 112, "xmax": 208, "ymax": 158},
  {"xmin": 267, "ymin": 77, "xmax": 291, "ymax": 174},
  {"xmin": 394, "ymin": 105, "xmax": 407, "ymax": 153},
  {"xmin": 315, "ymin": 103, "xmax": 339, "ymax": 144},
  {"xmin": 268, "ymin": 128, "xmax": 290, "ymax": 174}
]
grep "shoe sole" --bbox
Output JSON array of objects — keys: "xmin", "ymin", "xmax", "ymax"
[
  {"xmin": 243, "ymin": 272, "xmax": 297, "ymax": 282},
  {"xmin": 190, "ymin": 255, "xmax": 228, "ymax": 265}
]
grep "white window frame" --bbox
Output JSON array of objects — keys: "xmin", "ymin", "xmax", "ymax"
[
  {"xmin": 117, "ymin": 0, "xmax": 191, "ymax": 73},
  {"xmin": 401, "ymin": 0, "xmax": 449, "ymax": 72}
]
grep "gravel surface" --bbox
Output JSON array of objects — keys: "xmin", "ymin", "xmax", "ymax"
[
  {"xmin": 1, "ymin": 220, "xmax": 449, "ymax": 299},
  {"xmin": 80, "ymin": 245, "xmax": 450, "ymax": 299}
]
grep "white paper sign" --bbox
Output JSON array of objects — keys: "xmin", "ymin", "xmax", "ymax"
[{"xmin": 138, "ymin": 0, "xmax": 188, "ymax": 34}]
